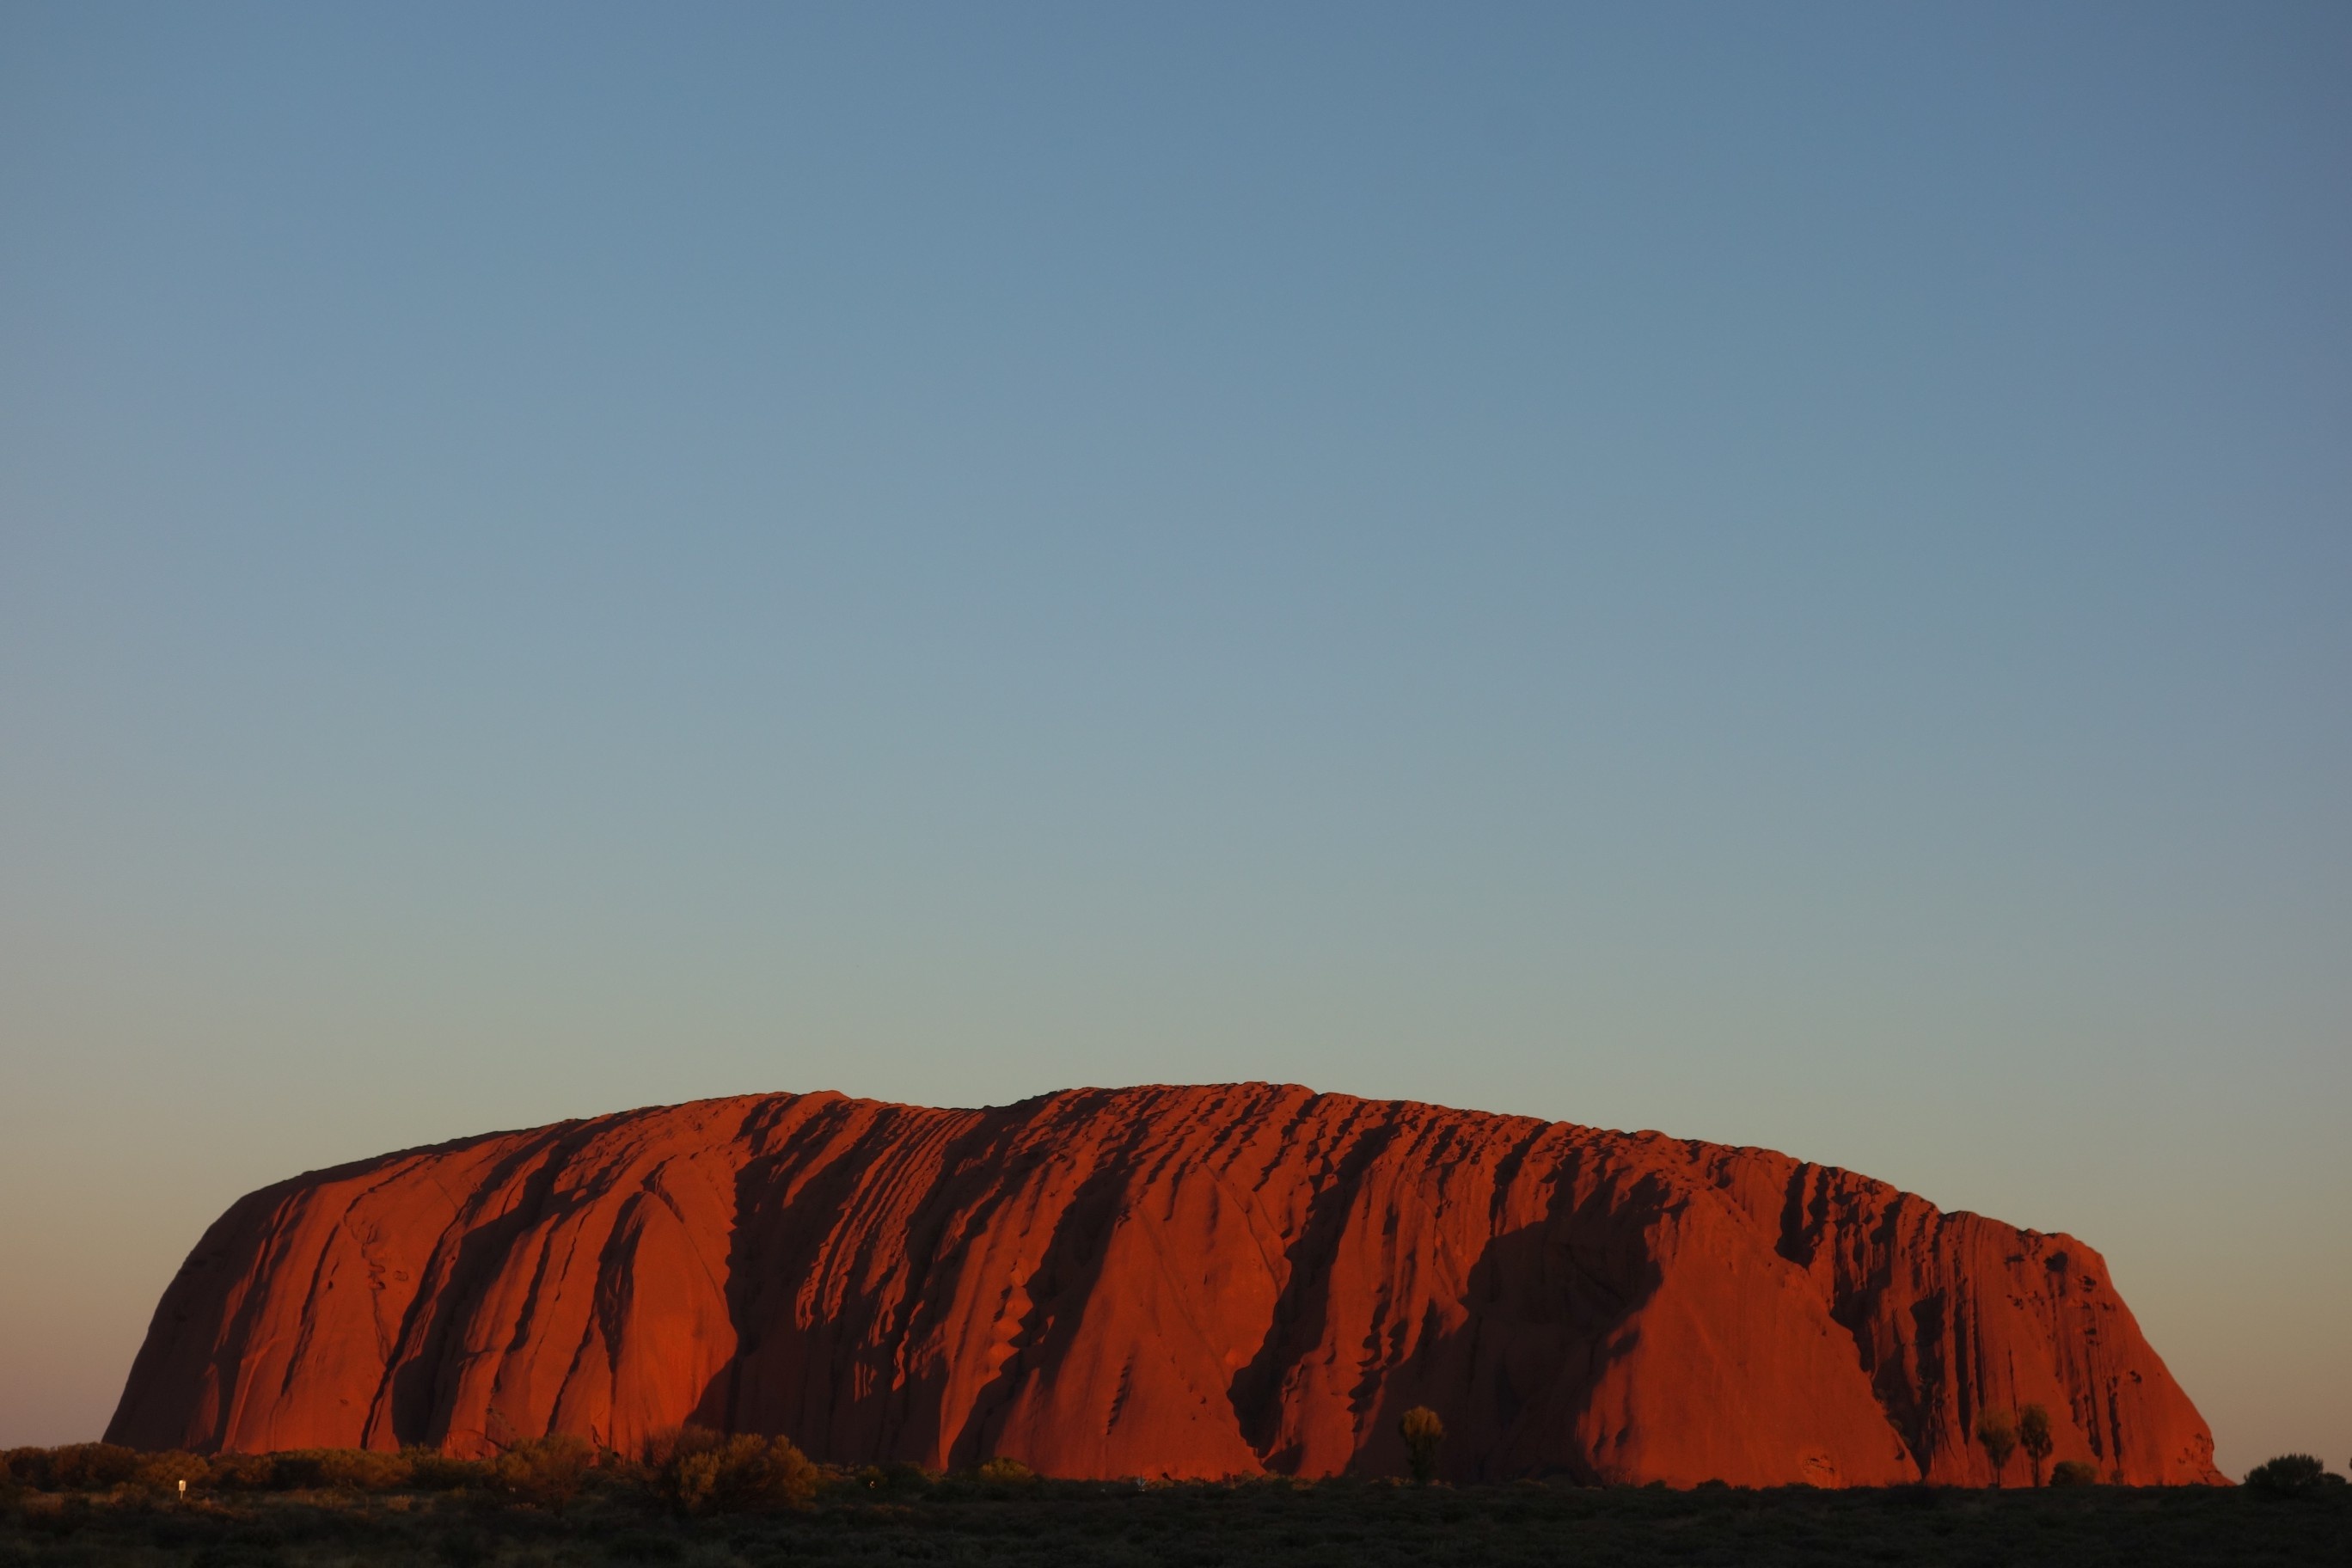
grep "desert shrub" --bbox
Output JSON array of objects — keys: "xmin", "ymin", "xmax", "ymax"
[
  {"xmin": 493, "ymin": 1435, "xmax": 594, "ymax": 1510},
  {"xmin": 976, "ymin": 1456, "xmax": 1036, "ymax": 1487},
  {"xmin": 40, "ymin": 1444, "xmax": 144, "ymax": 1491},
  {"xmin": 403, "ymin": 1449, "xmax": 494, "ymax": 1491},
  {"xmin": 2049, "ymin": 1460, "xmax": 2100, "ymax": 1486},
  {"xmin": 717, "ymin": 1435, "xmax": 823, "ymax": 1510},
  {"xmin": 261, "ymin": 1449, "xmax": 412, "ymax": 1492},
  {"xmin": 328, "ymin": 1449, "xmax": 413, "ymax": 1491},
  {"xmin": 1400, "ymin": 1407, "xmax": 1446, "ymax": 1485},
  {"xmin": 888, "ymin": 1461, "xmax": 937, "ymax": 1486},
  {"xmin": 205, "ymin": 1451, "xmax": 278, "ymax": 1491},
  {"xmin": 2245, "ymin": 1454, "xmax": 2328, "ymax": 1496},
  {"xmin": 671, "ymin": 1449, "xmax": 723, "ymax": 1515},
  {"xmin": 266, "ymin": 1451, "xmax": 328, "ymax": 1490},
  {"xmin": 1973, "ymin": 1409, "xmax": 2018, "ymax": 1487},
  {"xmin": 133, "ymin": 1451, "xmax": 210, "ymax": 1496},
  {"xmin": 644, "ymin": 1425, "xmax": 724, "ymax": 1514},
  {"xmin": 645, "ymin": 1427, "xmax": 820, "ymax": 1516},
  {"xmin": 842, "ymin": 1461, "xmax": 935, "ymax": 1498},
  {"xmin": 19, "ymin": 1493, "xmax": 95, "ymax": 1537}
]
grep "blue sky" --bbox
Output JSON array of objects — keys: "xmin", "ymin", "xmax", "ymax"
[{"xmin": 3, "ymin": 3, "xmax": 2347, "ymax": 1473}]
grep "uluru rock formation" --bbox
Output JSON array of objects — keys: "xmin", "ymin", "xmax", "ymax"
[{"xmin": 108, "ymin": 1085, "xmax": 2223, "ymax": 1485}]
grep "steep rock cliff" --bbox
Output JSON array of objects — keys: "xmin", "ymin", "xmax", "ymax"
[{"xmin": 107, "ymin": 1086, "xmax": 2222, "ymax": 1485}]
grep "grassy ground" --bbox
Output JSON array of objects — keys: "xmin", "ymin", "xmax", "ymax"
[{"xmin": 4, "ymin": 1475, "xmax": 2346, "ymax": 1568}]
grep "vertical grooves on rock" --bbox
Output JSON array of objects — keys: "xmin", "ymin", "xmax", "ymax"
[{"xmin": 105, "ymin": 1086, "xmax": 2223, "ymax": 1486}]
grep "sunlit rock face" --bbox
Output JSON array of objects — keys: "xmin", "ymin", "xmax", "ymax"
[{"xmin": 107, "ymin": 1085, "xmax": 2222, "ymax": 1485}]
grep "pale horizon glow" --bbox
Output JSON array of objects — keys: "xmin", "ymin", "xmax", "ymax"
[{"xmin": 1, "ymin": 2, "xmax": 2347, "ymax": 1478}]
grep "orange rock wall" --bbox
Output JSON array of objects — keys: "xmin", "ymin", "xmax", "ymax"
[{"xmin": 106, "ymin": 1086, "xmax": 2222, "ymax": 1485}]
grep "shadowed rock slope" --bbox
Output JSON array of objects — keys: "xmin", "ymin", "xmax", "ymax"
[{"xmin": 107, "ymin": 1086, "xmax": 2222, "ymax": 1485}]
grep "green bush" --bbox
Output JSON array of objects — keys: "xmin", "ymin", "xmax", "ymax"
[
  {"xmin": 2049, "ymin": 1460, "xmax": 2100, "ymax": 1486},
  {"xmin": 843, "ymin": 1461, "xmax": 935, "ymax": 1498},
  {"xmin": 2244, "ymin": 1454, "xmax": 2328, "ymax": 1496},
  {"xmin": 265, "ymin": 1451, "xmax": 328, "ymax": 1490},
  {"xmin": 132, "ymin": 1451, "xmax": 210, "ymax": 1497},
  {"xmin": 1400, "ymin": 1407, "xmax": 1446, "ymax": 1485},
  {"xmin": 645, "ymin": 1426, "xmax": 820, "ymax": 1515},
  {"xmin": 205, "ymin": 1452, "xmax": 278, "ymax": 1491},
  {"xmin": 976, "ymin": 1456, "xmax": 1036, "ymax": 1486},
  {"xmin": 493, "ymin": 1435, "xmax": 594, "ymax": 1510},
  {"xmin": 262, "ymin": 1448, "xmax": 413, "ymax": 1492},
  {"xmin": 404, "ymin": 1449, "xmax": 494, "ymax": 1491},
  {"xmin": 325, "ymin": 1449, "xmax": 413, "ymax": 1491},
  {"xmin": 35, "ymin": 1444, "xmax": 144, "ymax": 1491},
  {"xmin": 645, "ymin": 1425, "xmax": 723, "ymax": 1514}
]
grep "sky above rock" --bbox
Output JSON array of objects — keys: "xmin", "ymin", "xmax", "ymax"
[{"xmin": 2, "ymin": 1, "xmax": 2346, "ymax": 1477}]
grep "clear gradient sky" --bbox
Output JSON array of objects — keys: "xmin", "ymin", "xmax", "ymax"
[{"xmin": 3, "ymin": 2, "xmax": 2346, "ymax": 1476}]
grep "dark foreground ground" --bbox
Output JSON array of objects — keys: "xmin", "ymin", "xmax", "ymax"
[{"xmin": 5, "ymin": 1476, "xmax": 2347, "ymax": 1568}]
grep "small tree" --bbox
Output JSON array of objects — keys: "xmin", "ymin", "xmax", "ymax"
[
  {"xmin": 1399, "ymin": 1406, "xmax": 1445, "ymax": 1485},
  {"xmin": 2018, "ymin": 1404, "xmax": 2055, "ymax": 1487},
  {"xmin": 2244, "ymin": 1455, "xmax": 2326, "ymax": 1496},
  {"xmin": 1975, "ymin": 1408, "xmax": 2018, "ymax": 1487}
]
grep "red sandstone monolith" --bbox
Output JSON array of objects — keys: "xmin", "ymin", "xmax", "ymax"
[{"xmin": 106, "ymin": 1085, "xmax": 2223, "ymax": 1485}]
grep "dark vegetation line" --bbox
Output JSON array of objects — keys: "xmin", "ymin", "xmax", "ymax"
[{"xmin": 3, "ymin": 1434, "xmax": 2345, "ymax": 1568}]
